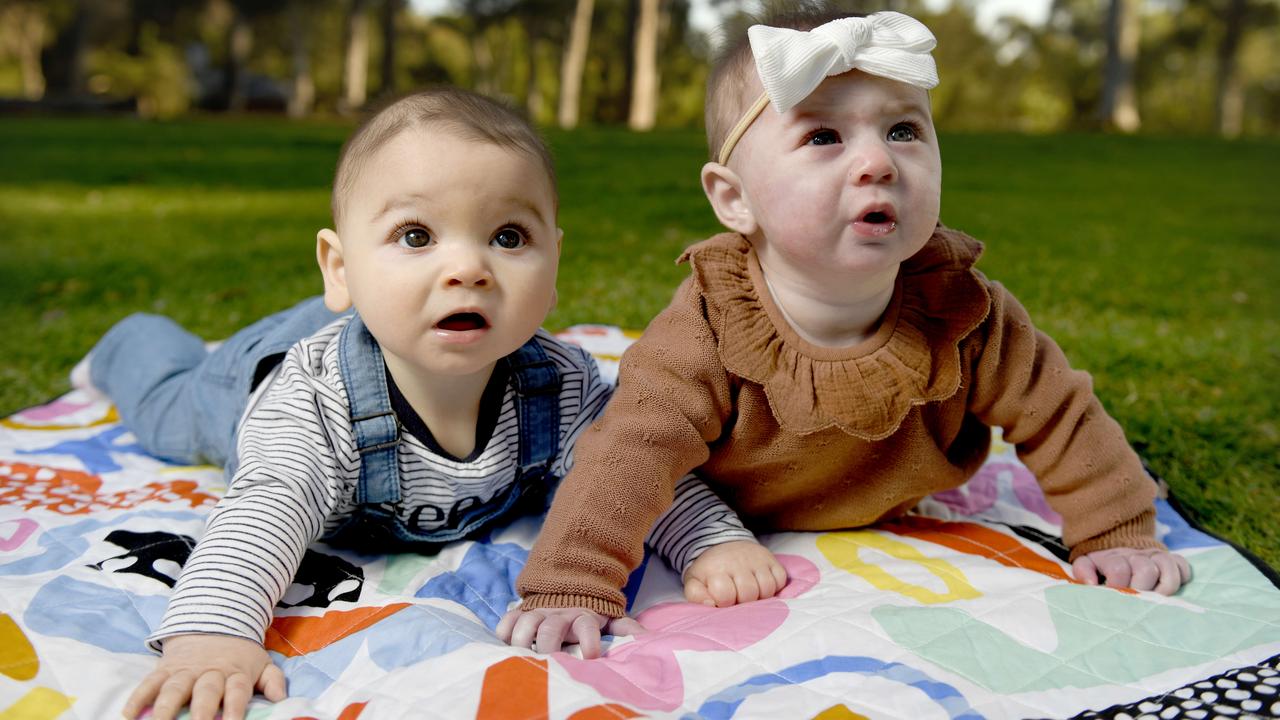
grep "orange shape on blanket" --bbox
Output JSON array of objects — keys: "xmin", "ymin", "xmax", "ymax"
[
  {"xmin": 882, "ymin": 516, "xmax": 1074, "ymax": 582},
  {"xmin": 477, "ymin": 656, "xmax": 548, "ymax": 720},
  {"xmin": 265, "ymin": 604, "xmax": 410, "ymax": 657},
  {"xmin": 812, "ymin": 705, "xmax": 869, "ymax": 720},
  {"xmin": 0, "ymin": 614, "xmax": 39, "ymax": 681},
  {"xmin": 569, "ymin": 704, "xmax": 645, "ymax": 719},
  {"xmin": 293, "ymin": 702, "xmax": 367, "ymax": 720},
  {"xmin": 0, "ymin": 461, "xmax": 217, "ymax": 514},
  {"xmin": 882, "ymin": 516, "xmax": 1138, "ymax": 593}
]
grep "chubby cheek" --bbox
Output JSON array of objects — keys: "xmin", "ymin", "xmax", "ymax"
[{"xmin": 750, "ymin": 174, "xmax": 834, "ymax": 244}]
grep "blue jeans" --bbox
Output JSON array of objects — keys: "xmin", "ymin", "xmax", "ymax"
[{"xmin": 89, "ymin": 297, "xmax": 342, "ymax": 468}]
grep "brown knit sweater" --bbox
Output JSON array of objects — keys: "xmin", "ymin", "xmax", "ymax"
[{"xmin": 518, "ymin": 228, "xmax": 1162, "ymax": 617}]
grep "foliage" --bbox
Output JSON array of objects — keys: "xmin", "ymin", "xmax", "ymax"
[{"xmin": 0, "ymin": 0, "xmax": 1275, "ymax": 134}]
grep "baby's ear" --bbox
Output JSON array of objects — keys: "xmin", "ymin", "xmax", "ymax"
[
  {"xmin": 701, "ymin": 162, "xmax": 757, "ymax": 236},
  {"xmin": 316, "ymin": 228, "xmax": 353, "ymax": 312}
]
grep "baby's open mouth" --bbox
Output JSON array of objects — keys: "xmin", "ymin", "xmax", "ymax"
[
  {"xmin": 435, "ymin": 312, "xmax": 488, "ymax": 331},
  {"xmin": 861, "ymin": 210, "xmax": 894, "ymax": 224}
]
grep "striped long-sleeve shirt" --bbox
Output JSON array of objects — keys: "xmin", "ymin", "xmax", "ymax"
[{"xmin": 149, "ymin": 318, "xmax": 751, "ymax": 649}]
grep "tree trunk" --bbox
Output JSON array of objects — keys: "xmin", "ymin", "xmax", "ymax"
[
  {"xmin": 525, "ymin": 24, "xmax": 543, "ymax": 120},
  {"xmin": 380, "ymin": 0, "xmax": 401, "ymax": 98},
  {"xmin": 627, "ymin": 0, "xmax": 661, "ymax": 131},
  {"xmin": 472, "ymin": 33, "xmax": 495, "ymax": 96},
  {"xmin": 1215, "ymin": 0, "xmax": 1247, "ymax": 138},
  {"xmin": 287, "ymin": 0, "xmax": 314, "ymax": 118},
  {"xmin": 224, "ymin": 10, "xmax": 253, "ymax": 112},
  {"xmin": 14, "ymin": 3, "xmax": 47, "ymax": 99},
  {"xmin": 342, "ymin": 0, "xmax": 370, "ymax": 112},
  {"xmin": 557, "ymin": 0, "xmax": 593, "ymax": 128},
  {"xmin": 40, "ymin": 0, "xmax": 89, "ymax": 97},
  {"xmin": 1098, "ymin": 0, "xmax": 1141, "ymax": 132}
]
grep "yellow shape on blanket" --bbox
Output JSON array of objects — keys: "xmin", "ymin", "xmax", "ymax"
[
  {"xmin": 0, "ymin": 687, "xmax": 74, "ymax": 719},
  {"xmin": 813, "ymin": 705, "xmax": 868, "ymax": 720},
  {"xmin": 817, "ymin": 531, "xmax": 980, "ymax": 604},
  {"xmin": 0, "ymin": 614, "xmax": 38, "ymax": 681}
]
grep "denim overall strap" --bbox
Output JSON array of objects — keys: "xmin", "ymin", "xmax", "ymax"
[
  {"xmin": 337, "ymin": 314, "xmax": 400, "ymax": 505},
  {"xmin": 507, "ymin": 337, "xmax": 562, "ymax": 477}
]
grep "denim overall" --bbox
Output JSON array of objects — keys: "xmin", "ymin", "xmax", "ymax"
[
  {"xmin": 92, "ymin": 297, "xmax": 561, "ymax": 553},
  {"xmin": 324, "ymin": 314, "xmax": 562, "ymax": 553}
]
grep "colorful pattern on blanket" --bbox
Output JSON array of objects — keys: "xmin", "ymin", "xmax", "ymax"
[{"xmin": 2, "ymin": 325, "xmax": 1278, "ymax": 720}]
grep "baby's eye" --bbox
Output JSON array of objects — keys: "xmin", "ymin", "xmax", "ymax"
[
  {"xmin": 397, "ymin": 227, "xmax": 432, "ymax": 248},
  {"xmin": 491, "ymin": 226, "xmax": 528, "ymax": 249},
  {"xmin": 805, "ymin": 128, "xmax": 841, "ymax": 146},
  {"xmin": 888, "ymin": 123, "xmax": 920, "ymax": 142}
]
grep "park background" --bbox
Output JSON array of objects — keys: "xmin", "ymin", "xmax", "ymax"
[{"xmin": 0, "ymin": 0, "xmax": 1276, "ymax": 569}]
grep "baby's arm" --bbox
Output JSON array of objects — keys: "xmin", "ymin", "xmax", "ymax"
[
  {"xmin": 128, "ymin": 353, "xmax": 344, "ymax": 718},
  {"xmin": 649, "ymin": 472, "xmax": 787, "ymax": 607},
  {"xmin": 968, "ymin": 280, "xmax": 1189, "ymax": 593},
  {"xmin": 514, "ymin": 280, "xmax": 738, "ymax": 648}
]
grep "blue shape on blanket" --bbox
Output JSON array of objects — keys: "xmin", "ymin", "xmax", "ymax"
[
  {"xmin": 1156, "ymin": 499, "xmax": 1218, "ymax": 551},
  {"xmin": 15, "ymin": 425, "xmax": 148, "ymax": 474},
  {"xmin": 25, "ymin": 575, "xmax": 167, "ymax": 654},
  {"xmin": 688, "ymin": 655, "xmax": 983, "ymax": 720},
  {"xmin": 415, "ymin": 542, "xmax": 526, "ymax": 629},
  {"xmin": 0, "ymin": 510, "xmax": 205, "ymax": 576},
  {"xmin": 275, "ymin": 602, "xmax": 502, "ymax": 698}
]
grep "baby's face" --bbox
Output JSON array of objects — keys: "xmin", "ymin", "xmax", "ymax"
[
  {"xmin": 334, "ymin": 125, "xmax": 560, "ymax": 380},
  {"xmin": 730, "ymin": 70, "xmax": 941, "ymax": 287}
]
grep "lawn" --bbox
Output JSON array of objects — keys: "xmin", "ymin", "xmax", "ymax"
[{"xmin": 1, "ymin": 116, "xmax": 1276, "ymax": 569}]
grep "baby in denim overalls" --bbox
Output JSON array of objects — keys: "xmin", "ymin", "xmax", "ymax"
[{"xmin": 91, "ymin": 87, "xmax": 754, "ymax": 720}]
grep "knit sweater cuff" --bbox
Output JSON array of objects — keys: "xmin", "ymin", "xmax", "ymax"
[
  {"xmin": 519, "ymin": 593, "xmax": 627, "ymax": 619},
  {"xmin": 1067, "ymin": 508, "xmax": 1164, "ymax": 562}
]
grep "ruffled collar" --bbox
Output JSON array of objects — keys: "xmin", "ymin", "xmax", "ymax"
[{"xmin": 680, "ymin": 227, "xmax": 991, "ymax": 439}]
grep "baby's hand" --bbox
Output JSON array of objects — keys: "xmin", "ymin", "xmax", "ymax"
[
  {"xmin": 497, "ymin": 606, "xmax": 645, "ymax": 659},
  {"xmin": 683, "ymin": 539, "xmax": 788, "ymax": 607},
  {"xmin": 122, "ymin": 633, "xmax": 285, "ymax": 720},
  {"xmin": 1072, "ymin": 547, "xmax": 1192, "ymax": 595}
]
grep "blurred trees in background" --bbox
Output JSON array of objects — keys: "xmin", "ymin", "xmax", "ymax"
[{"xmin": 0, "ymin": 0, "xmax": 1275, "ymax": 135}]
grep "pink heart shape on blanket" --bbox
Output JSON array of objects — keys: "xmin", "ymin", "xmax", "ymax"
[
  {"xmin": 15, "ymin": 399, "xmax": 94, "ymax": 422},
  {"xmin": 553, "ymin": 554, "xmax": 819, "ymax": 711}
]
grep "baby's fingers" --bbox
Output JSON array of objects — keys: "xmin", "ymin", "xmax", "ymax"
[
  {"xmin": 1071, "ymin": 556, "xmax": 1100, "ymax": 586},
  {"xmin": 149, "ymin": 671, "xmax": 197, "ymax": 720},
  {"xmin": 122, "ymin": 669, "xmax": 169, "ymax": 719},
  {"xmin": 495, "ymin": 608, "xmax": 521, "ymax": 642},
  {"xmin": 1152, "ymin": 553, "xmax": 1189, "ymax": 596},
  {"xmin": 684, "ymin": 576, "xmax": 715, "ymax": 606},
  {"xmin": 704, "ymin": 574, "xmax": 739, "ymax": 607},
  {"xmin": 1126, "ymin": 554, "xmax": 1160, "ymax": 592},
  {"xmin": 605, "ymin": 616, "xmax": 646, "ymax": 639},
  {"xmin": 220, "ymin": 672, "xmax": 254, "ymax": 720},
  {"xmin": 257, "ymin": 661, "xmax": 287, "ymax": 702},
  {"xmin": 188, "ymin": 670, "xmax": 227, "ymax": 720}
]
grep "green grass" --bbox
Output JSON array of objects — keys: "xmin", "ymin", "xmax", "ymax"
[{"xmin": 1, "ymin": 117, "xmax": 1276, "ymax": 570}]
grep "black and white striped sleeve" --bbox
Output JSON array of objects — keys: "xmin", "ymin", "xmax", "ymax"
[
  {"xmin": 646, "ymin": 472, "xmax": 757, "ymax": 577},
  {"xmin": 546, "ymin": 334, "xmax": 614, "ymax": 481},
  {"xmin": 146, "ymin": 338, "xmax": 349, "ymax": 651}
]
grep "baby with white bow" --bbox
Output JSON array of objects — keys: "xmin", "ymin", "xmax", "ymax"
[{"xmin": 498, "ymin": 7, "xmax": 1191, "ymax": 656}]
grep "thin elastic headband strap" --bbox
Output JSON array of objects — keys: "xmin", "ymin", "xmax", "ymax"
[{"xmin": 716, "ymin": 92, "xmax": 770, "ymax": 165}]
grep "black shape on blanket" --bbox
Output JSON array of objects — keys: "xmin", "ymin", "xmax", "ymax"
[
  {"xmin": 90, "ymin": 529, "xmax": 364, "ymax": 608},
  {"xmin": 1061, "ymin": 652, "xmax": 1280, "ymax": 720}
]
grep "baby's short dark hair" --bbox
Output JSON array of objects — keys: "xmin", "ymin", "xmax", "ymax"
[
  {"xmin": 331, "ymin": 86, "xmax": 556, "ymax": 226},
  {"xmin": 705, "ymin": 3, "xmax": 864, "ymax": 160}
]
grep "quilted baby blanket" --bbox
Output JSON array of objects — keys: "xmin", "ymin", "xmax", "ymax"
[{"xmin": 2, "ymin": 325, "xmax": 1278, "ymax": 720}]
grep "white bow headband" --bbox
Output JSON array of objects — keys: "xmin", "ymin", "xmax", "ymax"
[{"xmin": 716, "ymin": 11, "xmax": 939, "ymax": 165}]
